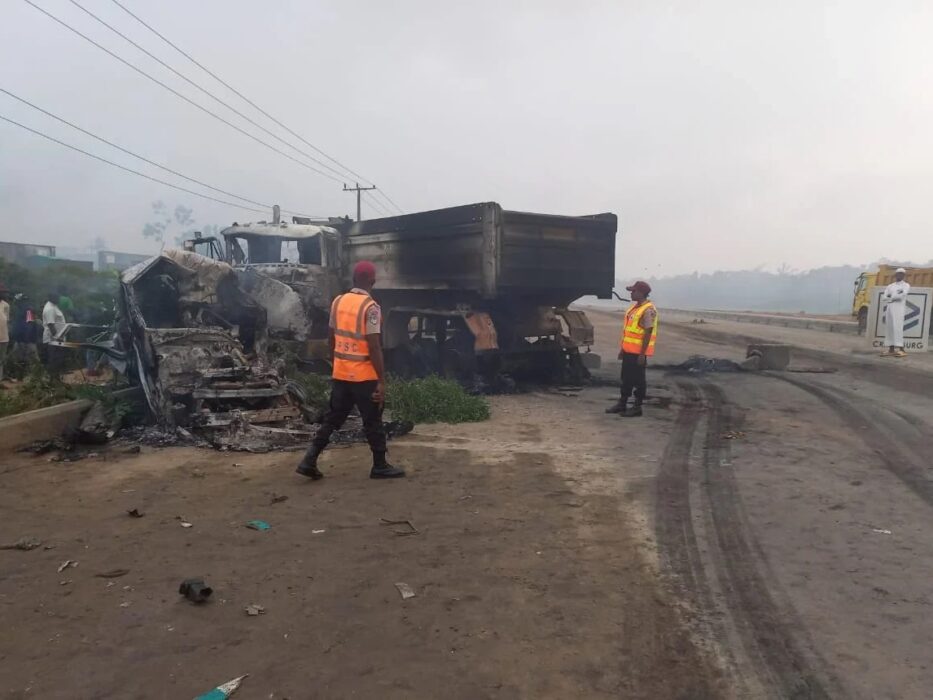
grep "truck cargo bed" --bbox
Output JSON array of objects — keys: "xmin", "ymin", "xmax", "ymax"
[{"xmin": 344, "ymin": 203, "xmax": 617, "ymax": 306}]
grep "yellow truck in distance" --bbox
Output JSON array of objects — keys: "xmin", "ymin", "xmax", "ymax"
[{"xmin": 853, "ymin": 264, "xmax": 933, "ymax": 333}]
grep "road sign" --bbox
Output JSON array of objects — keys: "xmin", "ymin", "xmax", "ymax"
[{"xmin": 867, "ymin": 286, "xmax": 932, "ymax": 352}]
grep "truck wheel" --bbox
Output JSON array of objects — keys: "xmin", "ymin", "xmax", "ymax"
[{"xmin": 857, "ymin": 307, "xmax": 868, "ymax": 335}]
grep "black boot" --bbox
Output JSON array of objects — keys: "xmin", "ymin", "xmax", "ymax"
[
  {"xmin": 606, "ymin": 400, "xmax": 627, "ymax": 414},
  {"xmin": 620, "ymin": 403, "xmax": 643, "ymax": 418},
  {"xmin": 370, "ymin": 453, "xmax": 405, "ymax": 479},
  {"xmin": 295, "ymin": 445, "xmax": 324, "ymax": 480}
]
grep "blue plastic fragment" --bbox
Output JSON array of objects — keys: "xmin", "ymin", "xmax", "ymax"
[{"xmin": 245, "ymin": 520, "xmax": 271, "ymax": 531}]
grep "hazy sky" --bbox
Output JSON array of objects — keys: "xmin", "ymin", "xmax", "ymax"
[{"xmin": 2, "ymin": 0, "xmax": 932, "ymax": 278}]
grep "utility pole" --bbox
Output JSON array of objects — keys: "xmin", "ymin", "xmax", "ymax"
[{"xmin": 343, "ymin": 182, "xmax": 377, "ymax": 222}]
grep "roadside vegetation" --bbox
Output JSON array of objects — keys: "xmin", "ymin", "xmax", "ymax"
[
  {"xmin": 385, "ymin": 375, "xmax": 490, "ymax": 424},
  {"xmin": 287, "ymin": 368, "xmax": 490, "ymax": 425},
  {"xmin": 0, "ymin": 364, "xmax": 130, "ymax": 420}
]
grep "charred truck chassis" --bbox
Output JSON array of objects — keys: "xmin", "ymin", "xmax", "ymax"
[{"xmin": 213, "ymin": 202, "xmax": 617, "ymax": 384}]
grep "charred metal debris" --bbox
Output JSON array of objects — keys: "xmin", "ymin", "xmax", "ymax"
[{"xmin": 109, "ymin": 249, "xmax": 332, "ymax": 452}]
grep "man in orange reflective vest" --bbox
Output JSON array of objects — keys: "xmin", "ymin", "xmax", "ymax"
[
  {"xmin": 296, "ymin": 261, "xmax": 405, "ymax": 480},
  {"xmin": 606, "ymin": 280, "xmax": 658, "ymax": 418}
]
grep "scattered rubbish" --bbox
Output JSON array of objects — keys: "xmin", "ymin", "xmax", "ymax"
[
  {"xmin": 59, "ymin": 580, "xmax": 70, "ymax": 586},
  {"xmin": 119, "ymin": 602, "xmax": 131, "ymax": 608},
  {"xmin": 787, "ymin": 367, "xmax": 838, "ymax": 374},
  {"xmin": 744, "ymin": 344, "xmax": 792, "ymax": 371},
  {"xmin": 245, "ymin": 520, "xmax": 271, "ymax": 531},
  {"xmin": 381, "ymin": 518, "xmax": 419, "ymax": 536},
  {"xmin": 232, "ymin": 463, "xmax": 244, "ymax": 468},
  {"xmin": 668, "ymin": 356, "xmax": 743, "ymax": 374},
  {"xmin": 311, "ymin": 529, "xmax": 326, "ymax": 535},
  {"xmin": 126, "ymin": 509, "xmax": 145, "ymax": 518},
  {"xmin": 394, "ymin": 582, "xmax": 416, "ymax": 600},
  {"xmin": 180, "ymin": 522, "xmax": 194, "ymax": 529},
  {"xmin": 75, "ymin": 401, "xmax": 121, "ymax": 445},
  {"xmin": 179, "ymin": 578, "xmax": 213, "ymax": 604},
  {"xmin": 270, "ymin": 494, "xmax": 288, "ymax": 505},
  {"xmin": 58, "ymin": 560, "xmax": 78, "ymax": 573},
  {"xmin": 691, "ymin": 318, "xmax": 707, "ymax": 324},
  {"xmin": 244, "ymin": 604, "xmax": 265, "ymax": 616},
  {"xmin": 1, "ymin": 536, "xmax": 42, "ymax": 551},
  {"xmin": 872, "ymin": 528, "xmax": 893, "ymax": 536},
  {"xmin": 95, "ymin": 569, "xmax": 130, "ymax": 579},
  {"xmin": 193, "ymin": 675, "xmax": 248, "ymax": 700},
  {"xmin": 720, "ymin": 431, "xmax": 746, "ymax": 440}
]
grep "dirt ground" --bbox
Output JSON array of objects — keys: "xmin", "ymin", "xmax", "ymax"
[{"xmin": 3, "ymin": 309, "xmax": 933, "ymax": 699}]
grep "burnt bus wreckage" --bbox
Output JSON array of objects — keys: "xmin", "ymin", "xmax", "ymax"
[{"xmin": 85, "ymin": 202, "xmax": 616, "ymax": 442}]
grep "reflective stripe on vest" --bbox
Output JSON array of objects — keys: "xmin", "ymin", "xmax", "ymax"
[
  {"xmin": 619, "ymin": 302, "xmax": 658, "ymax": 356},
  {"xmin": 332, "ymin": 293, "xmax": 380, "ymax": 382}
]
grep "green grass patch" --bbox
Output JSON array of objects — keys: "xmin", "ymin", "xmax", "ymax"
[
  {"xmin": 288, "ymin": 370, "xmax": 331, "ymax": 410},
  {"xmin": 386, "ymin": 376, "xmax": 490, "ymax": 424},
  {"xmin": 0, "ymin": 365, "xmax": 130, "ymax": 420}
]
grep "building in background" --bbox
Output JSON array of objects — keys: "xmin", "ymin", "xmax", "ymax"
[
  {"xmin": 0, "ymin": 240, "xmax": 94, "ymax": 271},
  {"xmin": 0, "ymin": 240, "xmax": 56, "ymax": 265},
  {"xmin": 97, "ymin": 250, "xmax": 150, "ymax": 272}
]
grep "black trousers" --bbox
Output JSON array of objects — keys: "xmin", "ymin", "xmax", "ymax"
[
  {"xmin": 312, "ymin": 379, "xmax": 387, "ymax": 457},
  {"xmin": 619, "ymin": 352, "xmax": 647, "ymax": 404}
]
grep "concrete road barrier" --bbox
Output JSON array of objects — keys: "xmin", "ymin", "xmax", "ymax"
[
  {"xmin": 665, "ymin": 309, "xmax": 859, "ymax": 335},
  {"xmin": 0, "ymin": 386, "xmax": 147, "ymax": 454},
  {"xmin": 0, "ymin": 399, "xmax": 94, "ymax": 453}
]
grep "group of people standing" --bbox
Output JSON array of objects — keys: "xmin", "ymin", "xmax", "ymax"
[{"xmin": 0, "ymin": 286, "xmax": 71, "ymax": 380}]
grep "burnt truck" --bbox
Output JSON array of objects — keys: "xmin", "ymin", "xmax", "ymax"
[
  {"xmin": 69, "ymin": 202, "xmax": 615, "ymax": 445},
  {"xmin": 210, "ymin": 202, "xmax": 617, "ymax": 384}
]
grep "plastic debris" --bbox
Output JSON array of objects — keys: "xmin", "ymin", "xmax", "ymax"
[
  {"xmin": 381, "ymin": 518, "xmax": 419, "ymax": 536},
  {"xmin": 179, "ymin": 578, "xmax": 213, "ymax": 604},
  {"xmin": 244, "ymin": 604, "xmax": 265, "ymax": 616},
  {"xmin": 872, "ymin": 528, "xmax": 893, "ymax": 535},
  {"xmin": 57, "ymin": 560, "xmax": 78, "ymax": 573},
  {"xmin": 311, "ymin": 529, "xmax": 326, "ymax": 535},
  {"xmin": 126, "ymin": 509, "xmax": 145, "ymax": 518},
  {"xmin": 180, "ymin": 522, "xmax": 194, "ymax": 528},
  {"xmin": 1, "ymin": 536, "xmax": 42, "ymax": 551},
  {"xmin": 394, "ymin": 582, "xmax": 416, "ymax": 600},
  {"xmin": 270, "ymin": 494, "xmax": 288, "ymax": 505},
  {"xmin": 193, "ymin": 675, "xmax": 248, "ymax": 700},
  {"xmin": 95, "ymin": 569, "xmax": 130, "ymax": 579},
  {"xmin": 245, "ymin": 520, "xmax": 271, "ymax": 531}
]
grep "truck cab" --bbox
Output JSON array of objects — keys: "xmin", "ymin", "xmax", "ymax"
[{"xmin": 852, "ymin": 271, "xmax": 876, "ymax": 334}]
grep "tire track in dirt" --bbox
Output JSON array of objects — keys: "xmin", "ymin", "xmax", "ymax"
[
  {"xmin": 655, "ymin": 381, "xmax": 707, "ymax": 599},
  {"xmin": 697, "ymin": 380, "xmax": 834, "ymax": 699},
  {"xmin": 658, "ymin": 380, "xmax": 833, "ymax": 698},
  {"xmin": 774, "ymin": 374, "xmax": 933, "ymax": 509}
]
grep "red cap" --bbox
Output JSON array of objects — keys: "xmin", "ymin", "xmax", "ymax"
[
  {"xmin": 626, "ymin": 280, "xmax": 651, "ymax": 296},
  {"xmin": 353, "ymin": 260, "xmax": 376, "ymax": 284}
]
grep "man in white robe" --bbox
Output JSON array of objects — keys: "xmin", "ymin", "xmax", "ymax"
[{"xmin": 882, "ymin": 267, "xmax": 910, "ymax": 357}]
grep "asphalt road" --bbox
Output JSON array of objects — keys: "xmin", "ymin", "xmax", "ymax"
[{"xmin": 587, "ymin": 307, "xmax": 933, "ymax": 699}]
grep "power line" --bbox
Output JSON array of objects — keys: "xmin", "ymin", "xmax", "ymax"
[
  {"xmin": 2, "ymin": 90, "xmax": 320, "ymax": 219},
  {"xmin": 362, "ymin": 190, "xmax": 391, "ymax": 218},
  {"xmin": 0, "ymin": 88, "xmax": 321, "ymax": 218},
  {"xmin": 0, "ymin": 113, "xmax": 268, "ymax": 213},
  {"xmin": 22, "ymin": 0, "xmax": 344, "ymax": 185},
  {"xmin": 107, "ymin": 0, "xmax": 405, "ymax": 215},
  {"xmin": 66, "ymin": 0, "xmax": 354, "ymax": 185}
]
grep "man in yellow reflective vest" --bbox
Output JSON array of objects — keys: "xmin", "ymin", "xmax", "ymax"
[
  {"xmin": 296, "ymin": 261, "xmax": 405, "ymax": 480},
  {"xmin": 606, "ymin": 280, "xmax": 658, "ymax": 418}
]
